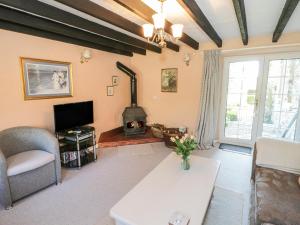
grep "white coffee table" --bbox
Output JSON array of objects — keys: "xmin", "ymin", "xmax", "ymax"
[{"xmin": 110, "ymin": 152, "xmax": 220, "ymax": 225}]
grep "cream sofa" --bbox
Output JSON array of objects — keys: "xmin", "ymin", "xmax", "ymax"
[{"xmin": 252, "ymin": 137, "xmax": 300, "ymax": 225}]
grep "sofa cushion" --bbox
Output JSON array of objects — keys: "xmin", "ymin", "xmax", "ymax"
[
  {"xmin": 256, "ymin": 138, "xmax": 300, "ymax": 174},
  {"xmin": 7, "ymin": 150, "xmax": 55, "ymax": 176},
  {"xmin": 255, "ymin": 167, "xmax": 300, "ymax": 225}
]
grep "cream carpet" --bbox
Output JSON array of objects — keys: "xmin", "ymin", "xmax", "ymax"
[
  {"xmin": 0, "ymin": 143, "xmax": 251, "ymax": 225},
  {"xmin": 203, "ymin": 187, "xmax": 243, "ymax": 225}
]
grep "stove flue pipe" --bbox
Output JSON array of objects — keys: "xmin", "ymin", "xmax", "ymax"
[{"xmin": 116, "ymin": 61, "xmax": 137, "ymax": 106}]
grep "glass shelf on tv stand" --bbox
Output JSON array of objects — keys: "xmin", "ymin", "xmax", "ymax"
[{"xmin": 56, "ymin": 126, "xmax": 97, "ymax": 168}]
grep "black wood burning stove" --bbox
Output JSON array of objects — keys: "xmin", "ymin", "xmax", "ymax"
[{"xmin": 116, "ymin": 62, "xmax": 147, "ymax": 136}]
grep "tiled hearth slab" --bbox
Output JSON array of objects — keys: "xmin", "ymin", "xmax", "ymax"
[{"xmin": 99, "ymin": 127, "xmax": 163, "ymax": 148}]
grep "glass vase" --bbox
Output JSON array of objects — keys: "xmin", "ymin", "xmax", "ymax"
[{"xmin": 181, "ymin": 157, "xmax": 190, "ymax": 170}]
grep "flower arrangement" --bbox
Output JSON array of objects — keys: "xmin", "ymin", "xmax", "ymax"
[{"xmin": 171, "ymin": 134, "xmax": 197, "ymax": 170}]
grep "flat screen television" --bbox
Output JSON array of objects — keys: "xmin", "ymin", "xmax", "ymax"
[{"xmin": 54, "ymin": 101, "xmax": 94, "ymax": 132}]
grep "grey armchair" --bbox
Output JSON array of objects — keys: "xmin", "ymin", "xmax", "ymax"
[{"xmin": 0, "ymin": 126, "xmax": 61, "ymax": 209}]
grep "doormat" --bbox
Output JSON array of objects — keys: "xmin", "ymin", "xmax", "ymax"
[{"xmin": 219, "ymin": 143, "xmax": 252, "ymax": 154}]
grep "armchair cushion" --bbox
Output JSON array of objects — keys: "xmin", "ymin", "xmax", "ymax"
[{"xmin": 7, "ymin": 150, "xmax": 55, "ymax": 177}]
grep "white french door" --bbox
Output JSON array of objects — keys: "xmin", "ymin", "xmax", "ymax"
[
  {"xmin": 220, "ymin": 53, "xmax": 300, "ymax": 146},
  {"xmin": 258, "ymin": 54, "xmax": 300, "ymax": 142},
  {"xmin": 220, "ymin": 56, "xmax": 264, "ymax": 146}
]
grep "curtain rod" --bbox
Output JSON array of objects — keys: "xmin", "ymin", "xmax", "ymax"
[{"xmin": 221, "ymin": 43, "xmax": 300, "ymax": 53}]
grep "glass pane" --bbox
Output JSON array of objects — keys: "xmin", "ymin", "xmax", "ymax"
[
  {"xmin": 228, "ymin": 78, "xmax": 242, "ymax": 93},
  {"xmin": 283, "ymin": 76, "xmax": 300, "ymax": 95},
  {"xmin": 268, "ymin": 60, "xmax": 286, "ymax": 77},
  {"xmin": 227, "ymin": 94, "xmax": 241, "ymax": 108},
  {"xmin": 287, "ymin": 59, "xmax": 300, "ymax": 77},
  {"xmin": 225, "ymin": 61, "xmax": 260, "ymax": 140},
  {"xmin": 266, "ymin": 77, "xmax": 284, "ymax": 95},
  {"xmin": 229, "ymin": 63, "xmax": 244, "ymax": 77},
  {"xmin": 281, "ymin": 95, "xmax": 299, "ymax": 113},
  {"xmin": 266, "ymin": 94, "xmax": 283, "ymax": 112},
  {"xmin": 262, "ymin": 58, "xmax": 300, "ymax": 141}
]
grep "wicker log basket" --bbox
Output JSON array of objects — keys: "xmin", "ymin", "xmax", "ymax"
[
  {"xmin": 150, "ymin": 124, "xmax": 165, "ymax": 138},
  {"xmin": 163, "ymin": 128, "xmax": 187, "ymax": 148},
  {"xmin": 150, "ymin": 124, "xmax": 187, "ymax": 149}
]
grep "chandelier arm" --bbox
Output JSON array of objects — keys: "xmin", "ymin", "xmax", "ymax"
[
  {"xmin": 151, "ymin": 33, "xmax": 157, "ymax": 43},
  {"xmin": 142, "ymin": 0, "xmax": 182, "ymax": 48}
]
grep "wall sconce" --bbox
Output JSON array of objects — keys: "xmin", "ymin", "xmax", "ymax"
[
  {"xmin": 80, "ymin": 49, "xmax": 92, "ymax": 63},
  {"xmin": 183, "ymin": 53, "xmax": 191, "ymax": 66}
]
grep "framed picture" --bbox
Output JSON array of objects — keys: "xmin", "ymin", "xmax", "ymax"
[
  {"xmin": 112, "ymin": 76, "xmax": 119, "ymax": 86},
  {"xmin": 20, "ymin": 57, "xmax": 73, "ymax": 100},
  {"xmin": 161, "ymin": 68, "xmax": 178, "ymax": 92},
  {"xmin": 107, "ymin": 86, "xmax": 114, "ymax": 96}
]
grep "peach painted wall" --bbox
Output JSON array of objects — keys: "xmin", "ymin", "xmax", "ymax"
[
  {"xmin": 1, "ymin": 28, "xmax": 300, "ymax": 139},
  {"xmin": 0, "ymin": 29, "xmax": 131, "ymax": 138},
  {"xmin": 131, "ymin": 46, "xmax": 203, "ymax": 134}
]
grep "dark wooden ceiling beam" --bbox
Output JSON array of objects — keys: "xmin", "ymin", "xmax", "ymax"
[
  {"xmin": 0, "ymin": 20, "xmax": 133, "ymax": 57},
  {"xmin": 273, "ymin": 0, "xmax": 299, "ymax": 42},
  {"xmin": 0, "ymin": 0, "xmax": 152, "ymax": 53},
  {"xmin": 113, "ymin": 0, "xmax": 199, "ymax": 50},
  {"xmin": 232, "ymin": 0, "xmax": 248, "ymax": 45},
  {"xmin": 55, "ymin": 0, "xmax": 179, "ymax": 52},
  {"xmin": 176, "ymin": 0, "xmax": 222, "ymax": 47},
  {"xmin": 0, "ymin": 5, "xmax": 143, "ymax": 55}
]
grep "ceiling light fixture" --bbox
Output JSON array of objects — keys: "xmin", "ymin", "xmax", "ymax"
[{"xmin": 143, "ymin": 0, "xmax": 183, "ymax": 48}]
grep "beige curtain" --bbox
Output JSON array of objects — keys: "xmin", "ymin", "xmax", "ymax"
[{"xmin": 197, "ymin": 50, "xmax": 221, "ymax": 149}]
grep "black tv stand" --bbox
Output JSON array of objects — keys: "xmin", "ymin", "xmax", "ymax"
[{"xmin": 56, "ymin": 126, "xmax": 97, "ymax": 168}]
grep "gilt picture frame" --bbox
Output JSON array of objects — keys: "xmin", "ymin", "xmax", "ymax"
[
  {"xmin": 112, "ymin": 76, "xmax": 119, "ymax": 86},
  {"xmin": 20, "ymin": 57, "xmax": 73, "ymax": 100},
  {"xmin": 107, "ymin": 86, "xmax": 114, "ymax": 96},
  {"xmin": 161, "ymin": 68, "xmax": 178, "ymax": 92}
]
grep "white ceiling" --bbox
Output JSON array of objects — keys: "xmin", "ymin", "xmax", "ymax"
[{"xmin": 39, "ymin": 0, "xmax": 300, "ymax": 46}]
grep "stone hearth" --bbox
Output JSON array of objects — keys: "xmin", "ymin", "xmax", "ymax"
[{"xmin": 99, "ymin": 127, "xmax": 163, "ymax": 148}]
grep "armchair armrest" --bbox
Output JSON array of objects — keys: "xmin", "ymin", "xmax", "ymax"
[
  {"xmin": 33, "ymin": 129, "xmax": 61, "ymax": 183},
  {"xmin": 0, "ymin": 148, "xmax": 12, "ymax": 208},
  {"xmin": 33, "ymin": 129, "xmax": 59, "ymax": 155},
  {"xmin": 255, "ymin": 137, "xmax": 300, "ymax": 174}
]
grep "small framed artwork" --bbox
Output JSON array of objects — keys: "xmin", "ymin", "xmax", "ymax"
[
  {"xmin": 20, "ymin": 57, "xmax": 73, "ymax": 100},
  {"xmin": 161, "ymin": 68, "xmax": 178, "ymax": 92},
  {"xmin": 112, "ymin": 76, "xmax": 119, "ymax": 86},
  {"xmin": 107, "ymin": 86, "xmax": 114, "ymax": 96}
]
